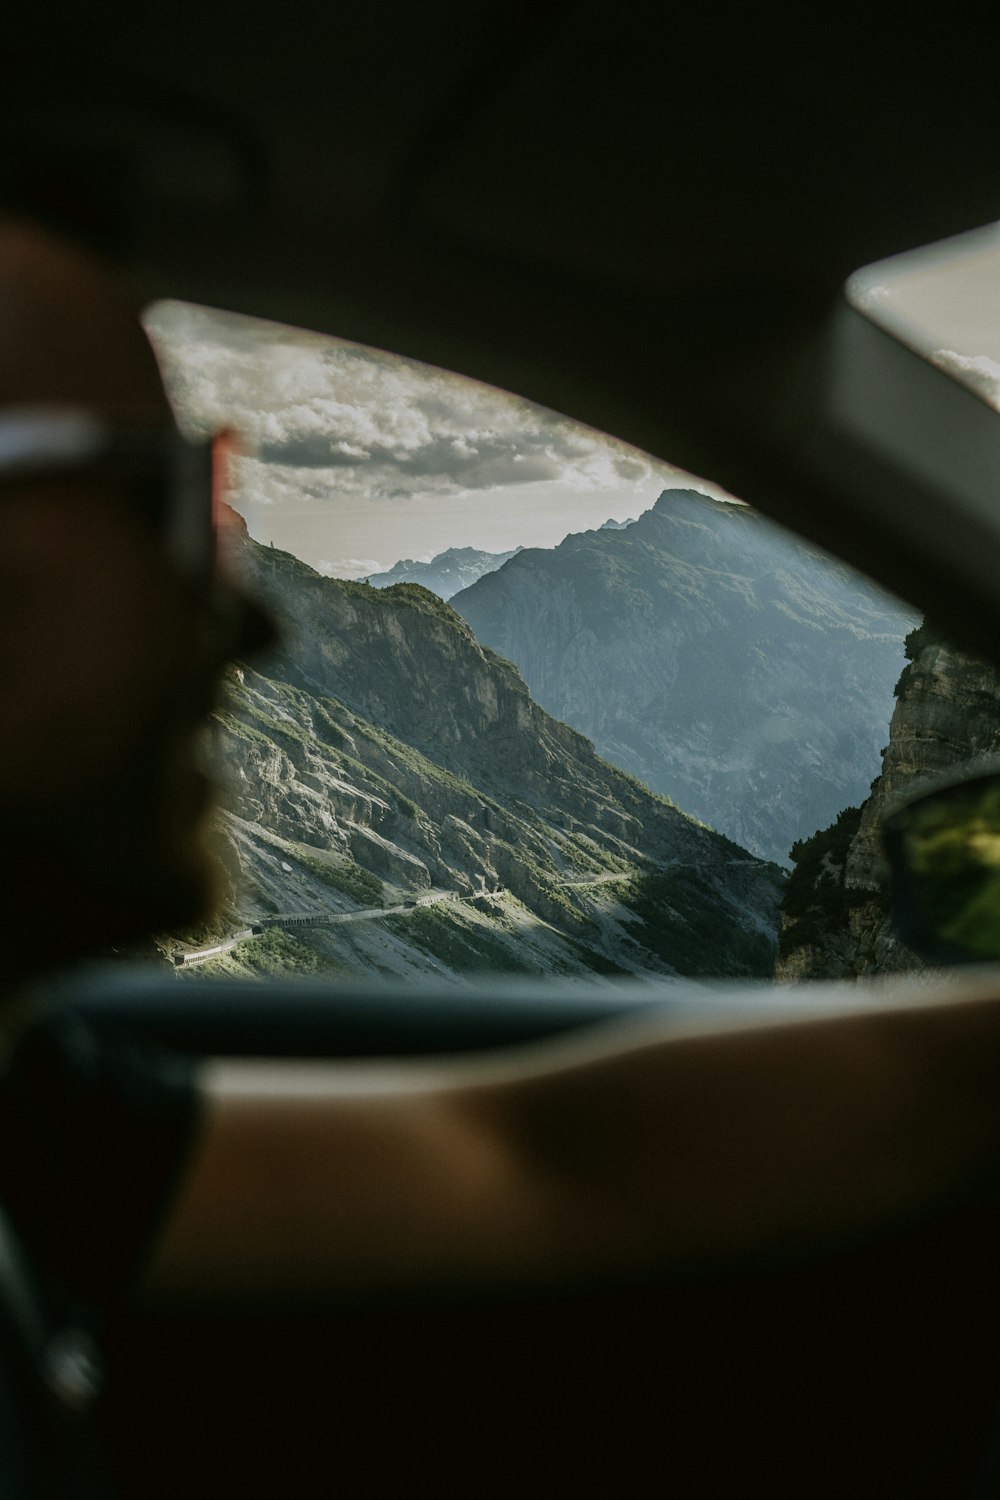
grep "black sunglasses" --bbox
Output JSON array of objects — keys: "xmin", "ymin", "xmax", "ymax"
[
  {"xmin": 0, "ymin": 405, "xmax": 238, "ymax": 587},
  {"xmin": 883, "ymin": 766, "xmax": 1000, "ymax": 964}
]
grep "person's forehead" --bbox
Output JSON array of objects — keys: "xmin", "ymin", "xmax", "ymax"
[{"xmin": 0, "ymin": 217, "xmax": 169, "ymax": 418}]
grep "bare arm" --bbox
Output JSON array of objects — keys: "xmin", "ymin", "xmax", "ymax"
[{"xmin": 138, "ymin": 972, "xmax": 1000, "ymax": 1307}]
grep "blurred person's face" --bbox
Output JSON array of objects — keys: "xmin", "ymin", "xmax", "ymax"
[
  {"xmin": 0, "ymin": 219, "xmax": 268, "ymax": 964},
  {"xmin": 0, "ymin": 471, "xmax": 234, "ymax": 935}
]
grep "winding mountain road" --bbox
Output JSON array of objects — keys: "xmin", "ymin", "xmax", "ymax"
[{"xmin": 173, "ymin": 889, "xmax": 464, "ymax": 968}]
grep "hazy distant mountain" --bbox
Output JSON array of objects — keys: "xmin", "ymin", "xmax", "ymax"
[
  {"xmin": 453, "ymin": 489, "xmax": 915, "ymax": 865},
  {"xmin": 172, "ymin": 513, "xmax": 785, "ymax": 982},
  {"xmin": 365, "ymin": 545, "xmax": 522, "ymax": 599},
  {"xmin": 600, "ymin": 517, "xmax": 637, "ymax": 530}
]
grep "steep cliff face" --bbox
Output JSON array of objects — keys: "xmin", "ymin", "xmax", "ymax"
[
  {"xmin": 453, "ymin": 489, "xmax": 913, "ymax": 864},
  {"xmin": 774, "ymin": 624, "xmax": 1000, "ymax": 980},
  {"xmin": 176, "ymin": 519, "xmax": 786, "ymax": 983}
]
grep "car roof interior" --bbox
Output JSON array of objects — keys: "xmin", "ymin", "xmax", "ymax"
[{"xmin": 4, "ymin": 4, "xmax": 1000, "ymax": 661}]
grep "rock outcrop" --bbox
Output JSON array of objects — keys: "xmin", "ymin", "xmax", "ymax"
[{"xmin": 774, "ymin": 622, "xmax": 1000, "ymax": 980}]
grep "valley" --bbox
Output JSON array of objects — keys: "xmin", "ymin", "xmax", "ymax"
[{"xmin": 167, "ymin": 511, "xmax": 786, "ymax": 983}]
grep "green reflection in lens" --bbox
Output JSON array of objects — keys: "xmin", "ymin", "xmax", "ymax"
[{"xmin": 906, "ymin": 781, "xmax": 1000, "ymax": 959}]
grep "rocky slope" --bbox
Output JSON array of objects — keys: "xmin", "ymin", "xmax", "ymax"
[
  {"xmin": 452, "ymin": 489, "xmax": 914, "ymax": 865},
  {"xmin": 364, "ymin": 545, "xmax": 522, "ymax": 599},
  {"xmin": 774, "ymin": 622, "xmax": 1000, "ymax": 980},
  {"xmin": 170, "ymin": 516, "xmax": 786, "ymax": 983}
]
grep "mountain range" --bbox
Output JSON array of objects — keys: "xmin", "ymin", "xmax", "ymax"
[
  {"xmin": 171, "ymin": 513, "xmax": 785, "ymax": 983},
  {"xmin": 453, "ymin": 489, "xmax": 915, "ymax": 865},
  {"xmin": 363, "ymin": 545, "xmax": 522, "ymax": 599}
]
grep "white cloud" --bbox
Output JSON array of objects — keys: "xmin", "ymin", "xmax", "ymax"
[
  {"xmin": 317, "ymin": 557, "xmax": 384, "ymax": 579},
  {"xmin": 144, "ymin": 300, "xmax": 675, "ymax": 513},
  {"xmin": 845, "ymin": 277, "xmax": 892, "ymax": 312},
  {"xmin": 931, "ymin": 349, "xmax": 1000, "ymax": 410}
]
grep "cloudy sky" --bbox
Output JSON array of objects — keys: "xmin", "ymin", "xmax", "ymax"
[{"xmin": 143, "ymin": 300, "xmax": 733, "ymax": 578}]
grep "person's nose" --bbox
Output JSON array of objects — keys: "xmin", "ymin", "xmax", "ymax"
[
  {"xmin": 202, "ymin": 581, "xmax": 280, "ymax": 665},
  {"xmin": 232, "ymin": 585, "xmax": 279, "ymax": 658}
]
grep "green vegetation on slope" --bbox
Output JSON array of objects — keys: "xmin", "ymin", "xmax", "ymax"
[
  {"xmin": 190, "ymin": 926, "xmax": 332, "ymax": 980},
  {"xmin": 778, "ymin": 806, "xmax": 871, "ymax": 958},
  {"xmin": 383, "ymin": 904, "xmax": 537, "ymax": 973},
  {"xmin": 291, "ymin": 848, "xmax": 385, "ymax": 906},
  {"xmin": 623, "ymin": 867, "xmax": 775, "ymax": 977},
  {"xmin": 894, "ymin": 618, "xmax": 949, "ymax": 697}
]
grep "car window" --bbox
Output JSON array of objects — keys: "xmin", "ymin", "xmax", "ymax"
[{"xmin": 145, "ymin": 301, "xmax": 934, "ymax": 989}]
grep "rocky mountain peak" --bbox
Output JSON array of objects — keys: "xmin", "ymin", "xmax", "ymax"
[
  {"xmin": 363, "ymin": 544, "xmax": 523, "ymax": 599},
  {"xmin": 453, "ymin": 489, "xmax": 913, "ymax": 864}
]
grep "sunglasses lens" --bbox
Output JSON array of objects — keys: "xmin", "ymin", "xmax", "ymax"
[{"xmin": 886, "ymin": 772, "xmax": 1000, "ymax": 962}]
